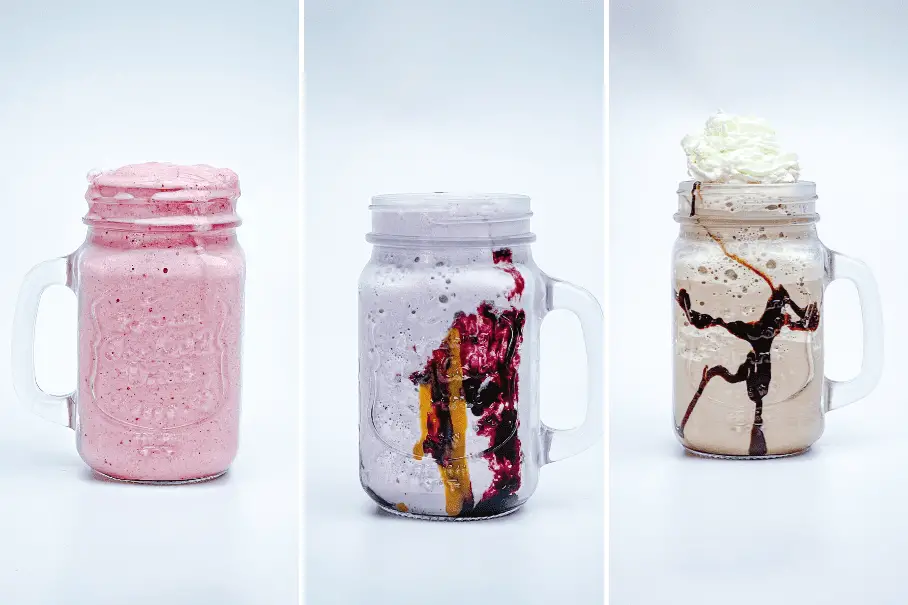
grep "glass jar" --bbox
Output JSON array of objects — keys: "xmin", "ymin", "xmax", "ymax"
[
  {"xmin": 12, "ymin": 163, "xmax": 245, "ymax": 483},
  {"xmin": 359, "ymin": 193, "xmax": 603, "ymax": 520},
  {"xmin": 672, "ymin": 180, "xmax": 883, "ymax": 458}
]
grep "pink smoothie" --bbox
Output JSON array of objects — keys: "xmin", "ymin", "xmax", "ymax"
[{"xmin": 74, "ymin": 163, "xmax": 244, "ymax": 482}]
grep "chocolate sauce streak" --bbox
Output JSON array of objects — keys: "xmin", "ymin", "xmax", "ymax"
[
  {"xmin": 677, "ymin": 184, "xmax": 820, "ymax": 456},
  {"xmin": 410, "ymin": 248, "xmax": 525, "ymax": 516},
  {"xmin": 690, "ymin": 181, "xmax": 700, "ymax": 217}
]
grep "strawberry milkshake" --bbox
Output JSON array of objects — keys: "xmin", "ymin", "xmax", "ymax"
[{"xmin": 73, "ymin": 163, "xmax": 245, "ymax": 482}]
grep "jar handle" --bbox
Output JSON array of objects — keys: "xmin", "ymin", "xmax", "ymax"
[
  {"xmin": 540, "ymin": 275, "xmax": 605, "ymax": 464},
  {"xmin": 11, "ymin": 256, "xmax": 76, "ymax": 428},
  {"xmin": 824, "ymin": 249, "xmax": 884, "ymax": 411}
]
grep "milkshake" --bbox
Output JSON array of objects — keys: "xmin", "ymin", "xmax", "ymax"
[
  {"xmin": 359, "ymin": 195, "xmax": 536, "ymax": 518},
  {"xmin": 359, "ymin": 193, "xmax": 604, "ymax": 519},
  {"xmin": 673, "ymin": 113, "xmax": 825, "ymax": 457},
  {"xmin": 74, "ymin": 163, "xmax": 245, "ymax": 481}
]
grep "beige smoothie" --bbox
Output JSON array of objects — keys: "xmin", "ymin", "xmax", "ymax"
[
  {"xmin": 673, "ymin": 224, "xmax": 824, "ymax": 456},
  {"xmin": 672, "ymin": 112, "xmax": 825, "ymax": 457}
]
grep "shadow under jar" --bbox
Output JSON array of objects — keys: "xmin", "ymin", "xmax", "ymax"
[
  {"xmin": 359, "ymin": 193, "xmax": 604, "ymax": 520},
  {"xmin": 672, "ymin": 180, "xmax": 882, "ymax": 458},
  {"xmin": 13, "ymin": 163, "xmax": 245, "ymax": 483}
]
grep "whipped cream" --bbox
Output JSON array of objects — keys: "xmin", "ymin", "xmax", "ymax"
[{"xmin": 681, "ymin": 112, "xmax": 800, "ymax": 184}]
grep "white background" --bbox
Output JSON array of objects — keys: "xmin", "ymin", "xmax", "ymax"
[
  {"xmin": 304, "ymin": 1, "xmax": 605, "ymax": 603},
  {"xmin": 611, "ymin": 1, "xmax": 908, "ymax": 603},
  {"xmin": 0, "ymin": 2, "xmax": 298, "ymax": 604}
]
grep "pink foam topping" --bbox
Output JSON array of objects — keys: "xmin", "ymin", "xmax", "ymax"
[{"xmin": 84, "ymin": 162, "xmax": 241, "ymax": 226}]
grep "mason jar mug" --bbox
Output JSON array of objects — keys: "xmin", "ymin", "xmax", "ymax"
[
  {"xmin": 359, "ymin": 193, "xmax": 604, "ymax": 520},
  {"xmin": 12, "ymin": 163, "xmax": 245, "ymax": 483},
  {"xmin": 672, "ymin": 180, "xmax": 883, "ymax": 458}
]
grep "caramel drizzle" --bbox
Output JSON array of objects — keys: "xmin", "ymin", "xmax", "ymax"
[
  {"xmin": 441, "ymin": 329, "xmax": 472, "ymax": 515},
  {"xmin": 691, "ymin": 181, "xmax": 774, "ymax": 289},
  {"xmin": 705, "ymin": 230, "xmax": 774, "ymax": 289},
  {"xmin": 413, "ymin": 328, "xmax": 473, "ymax": 516}
]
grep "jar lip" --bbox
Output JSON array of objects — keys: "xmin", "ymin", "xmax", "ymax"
[
  {"xmin": 82, "ymin": 163, "xmax": 242, "ymax": 231},
  {"xmin": 677, "ymin": 179, "xmax": 817, "ymax": 199},
  {"xmin": 369, "ymin": 192, "xmax": 534, "ymax": 243},
  {"xmin": 677, "ymin": 179, "xmax": 818, "ymax": 220},
  {"xmin": 371, "ymin": 192, "xmax": 530, "ymax": 211}
]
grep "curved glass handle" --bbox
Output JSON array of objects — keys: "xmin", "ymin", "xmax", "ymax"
[
  {"xmin": 11, "ymin": 256, "xmax": 76, "ymax": 428},
  {"xmin": 824, "ymin": 249, "xmax": 884, "ymax": 411},
  {"xmin": 540, "ymin": 275, "xmax": 604, "ymax": 464}
]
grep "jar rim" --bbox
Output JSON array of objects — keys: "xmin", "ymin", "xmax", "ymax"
[
  {"xmin": 368, "ymin": 192, "xmax": 534, "ymax": 244},
  {"xmin": 676, "ymin": 179, "xmax": 817, "ymax": 200},
  {"xmin": 83, "ymin": 163, "xmax": 242, "ymax": 231},
  {"xmin": 677, "ymin": 179, "xmax": 818, "ymax": 221},
  {"xmin": 371, "ymin": 192, "xmax": 530, "ymax": 210}
]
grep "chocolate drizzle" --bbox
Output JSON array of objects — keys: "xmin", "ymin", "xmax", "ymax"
[
  {"xmin": 690, "ymin": 181, "xmax": 700, "ymax": 217},
  {"xmin": 410, "ymin": 248, "xmax": 525, "ymax": 516},
  {"xmin": 677, "ymin": 184, "xmax": 820, "ymax": 456}
]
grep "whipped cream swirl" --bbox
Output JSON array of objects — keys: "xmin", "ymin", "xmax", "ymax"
[{"xmin": 681, "ymin": 112, "xmax": 800, "ymax": 183}]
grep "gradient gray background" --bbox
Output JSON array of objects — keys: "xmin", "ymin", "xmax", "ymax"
[
  {"xmin": 0, "ymin": 2, "xmax": 298, "ymax": 603},
  {"xmin": 305, "ymin": 1, "xmax": 604, "ymax": 603},
  {"xmin": 612, "ymin": 1, "xmax": 908, "ymax": 603}
]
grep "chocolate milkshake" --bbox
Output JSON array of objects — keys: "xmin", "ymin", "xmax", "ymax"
[{"xmin": 672, "ymin": 113, "xmax": 842, "ymax": 457}]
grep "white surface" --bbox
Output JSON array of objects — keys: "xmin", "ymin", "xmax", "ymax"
[
  {"xmin": 304, "ymin": 1, "xmax": 605, "ymax": 603},
  {"xmin": 0, "ymin": 2, "xmax": 299, "ymax": 603},
  {"xmin": 611, "ymin": 1, "xmax": 908, "ymax": 603}
]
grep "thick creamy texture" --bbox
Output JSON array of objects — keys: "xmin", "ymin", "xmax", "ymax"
[
  {"xmin": 87, "ymin": 162, "xmax": 240, "ymax": 202},
  {"xmin": 76, "ymin": 163, "xmax": 244, "ymax": 481},
  {"xmin": 681, "ymin": 112, "xmax": 800, "ymax": 184},
  {"xmin": 673, "ymin": 226, "xmax": 825, "ymax": 456},
  {"xmin": 86, "ymin": 162, "xmax": 241, "ymax": 227}
]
